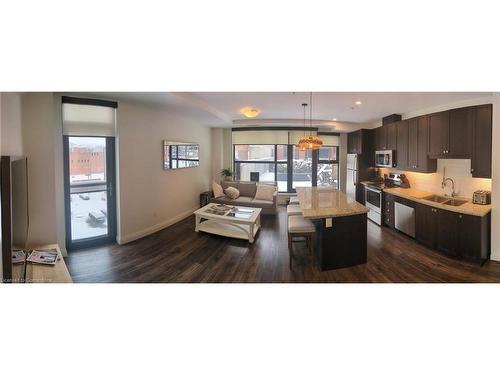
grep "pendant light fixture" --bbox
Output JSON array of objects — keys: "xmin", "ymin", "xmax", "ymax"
[
  {"xmin": 297, "ymin": 92, "xmax": 323, "ymax": 151},
  {"xmin": 297, "ymin": 102, "xmax": 308, "ymax": 151}
]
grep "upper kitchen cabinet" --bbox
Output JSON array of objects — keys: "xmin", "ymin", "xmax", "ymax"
[
  {"xmin": 347, "ymin": 129, "xmax": 362, "ymax": 154},
  {"xmin": 386, "ymin": 122, "xmax": 398, "ymax": 150},
  {"xmin": 347, "ymin": 129, "xmax": 374, "ymax": 156},
  {"xmin": 373, "ymin": 104, "xmax": 490, "ymax": 175},
  {"xmin": 407, "ymin": 116, "xmax": 437, "ymax": 173},
  {"xmin": 428, "ymin": 111, "xmax": 450, "ymax": 158},
  {"xmin": 395, "ymin": 120, "xmax": 409, "ymax": 170},
  {"xmin": 428, "ymin": 107, "xmax": 474, "ymax": 159},
  {"xmin": 448, "ymin": 107, "xmax": 473, "ymax": 158},
  {"xmin": 471, "ymin": 104, "xmax": 493, "ymax": 178},
  {"xmin": 374, "ymin": 125, "xmax": 387, "ymax": 150}
]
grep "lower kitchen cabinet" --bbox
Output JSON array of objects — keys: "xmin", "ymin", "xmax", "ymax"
[
  {"xmin": 436, "ymin": 209, "xmax": 459, "ymax": 256},
  {"xmin": 414, "ymin": 202, "xmax": 490, "ymax": 264},
  {"xmin": 415, "ymin": 203, "xmax": 438, "ymax": 249},
  {"xmin": 457, "ymin": 213, "xmax": 490, "ymax": 262},
  {"xmin": 383, "ymin": 192, "xmax": 395, "ymax": 229}
]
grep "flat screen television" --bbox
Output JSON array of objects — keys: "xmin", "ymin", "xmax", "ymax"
[{"xmin": 1, "ymin": 156, "xmax": 29, "ymax": 283}]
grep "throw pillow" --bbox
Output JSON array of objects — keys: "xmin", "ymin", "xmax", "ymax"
[
  {"xmin": 212, "ymin": 181, "xmax": 224, "ymax": 198},
  {"xmin": 224, "ymin": 186, "xmax": 240, "ymax": 199},
  {"xmin": 254, "ymin": 184, "xmax": 275, "ymax": 202}
]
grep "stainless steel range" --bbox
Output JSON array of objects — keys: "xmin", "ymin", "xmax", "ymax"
[{"xmin": 365, "ymin": 174, "xmax": 409, "ymax": 225}]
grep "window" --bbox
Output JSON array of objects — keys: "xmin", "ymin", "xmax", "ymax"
[
  {"xmin": 234, "ymin": 144, "xmax": 288, "ymax": 192},
  {"xmin": 317, "ymin": 146, "xmax": 339, "ymax": 189},
  {"xmin": 233, "ymin": 143, "xmax": 339, "ymax": 193}
]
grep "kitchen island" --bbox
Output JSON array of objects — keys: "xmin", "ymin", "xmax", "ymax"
[{"xmin": 296, "ymin": 187, "xmax": 369, "ymax": 271}]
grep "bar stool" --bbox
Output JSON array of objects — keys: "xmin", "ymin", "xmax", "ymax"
[
  {"xmin": 287, "ymin": 215, "xmax": 316, "ymax": 269},
  {"xmin": 289, "ymin": 196, "xmax": 300, "ymax": 205},
  {"xmin": 286, "ymin": 204, "xmax": 302, "ymax": 216}
]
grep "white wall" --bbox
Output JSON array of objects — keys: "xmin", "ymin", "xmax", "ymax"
[
  {"xmin": 0, "ymin": 92, "xmax": 25, "ymax": 279},
  {"xmin": 21, "ymin": 93, "xmax": 63, "ymax": 251},
  {"xmin": 1, "ymin": 93, "xmax": 23, "ymax": 156},
  {"xmin": 490, "ymin": 93, "xmax": 500, "ymax": 261},
  {"xmin": 210, "ymin": 128, "xmax": 223, "ymax": 182},
  {"xmin": 116, "ymin": 101, "xmax": 212, "ymax": 244}
]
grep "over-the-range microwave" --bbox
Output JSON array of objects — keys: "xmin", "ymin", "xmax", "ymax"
[{"xmin": 375, "ymin": 150, "xmax": 395, "ymax": 168}]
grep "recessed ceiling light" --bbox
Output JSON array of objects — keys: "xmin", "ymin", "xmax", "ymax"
[
  {"xmin": 355, "ymin": 100, "xmax": 362, "ymax": 106},
  {"xmin": 332, "ymin": 118, "xmax": 337, "ymax": 121},
  {"xmin": 240, "ymin": 107, "xmax": 260, "ymax": 118}
]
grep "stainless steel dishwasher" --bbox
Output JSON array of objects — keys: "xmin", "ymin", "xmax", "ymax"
[{"xmin": 394, "ymin": 201, "xmax": 415, "ymax": 238}]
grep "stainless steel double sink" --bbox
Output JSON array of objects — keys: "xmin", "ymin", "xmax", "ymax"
[{"xmin": 422, "ymin": 194, "xmax": 468, "ymax": 207}]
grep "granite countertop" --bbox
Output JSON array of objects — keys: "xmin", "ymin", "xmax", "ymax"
[
  {"xmin": 296, "ymin": 187, "xmax": 368, "ymax": 219},
  {"xmin": 383, "ymin": 187, "xmax": 491, "ymax": 217}
]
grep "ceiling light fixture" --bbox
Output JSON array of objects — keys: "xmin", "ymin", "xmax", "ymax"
[
  {"xmin": 332, "ymin": 118, "xmax": 337, "ymax": 121},
  {"xmin": 355, "ymin": 100, "xmax": 362, "ymax": 105},
  {"xmin": 240, "ymin": 107, "xmax": 260, "ymax": 118},
  {"xmin": 297, "ymin": 92, "xmax": 323, "ymax": 151}
]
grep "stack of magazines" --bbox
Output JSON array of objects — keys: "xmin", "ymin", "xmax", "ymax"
[
  {"xmin": 12, "ymin": 250, "xmax": 26, "ymax": 264},
  {"xmin": 27, "ymin": 249, "xmax": 59, "ymax": 265},
  {"xmin": 206, "ymin": 204, "xmax": 232, "ymax": 216}
]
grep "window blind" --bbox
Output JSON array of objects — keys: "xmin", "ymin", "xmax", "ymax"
[
  {"xmin": 62, "ymin": 101, "xmax": 117, "ymax": 137},
  {"xmin": 232, "ymin": 130, "xmax": 289, "ymax": 145},
  {"xmin": 232, "ymin": 129, "xmax": 338, "ymax": 146},
  {"xmin": 319, "ymin": 134, "xmax": 339, "ymax": 146}
]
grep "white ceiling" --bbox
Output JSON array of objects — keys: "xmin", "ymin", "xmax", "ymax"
[{"xmin": 82, "ymin": 92, "xmax": 491, "ymax": 129}]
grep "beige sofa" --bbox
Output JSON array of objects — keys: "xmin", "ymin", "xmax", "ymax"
[{"xmin": 210, "ymin": 181, "xmax": 278, "ymax": 215}]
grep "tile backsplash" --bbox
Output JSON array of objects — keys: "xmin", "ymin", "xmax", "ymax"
[{"xmin": 380, "ymin": 159, "xmax": 492, "ymax": 199}]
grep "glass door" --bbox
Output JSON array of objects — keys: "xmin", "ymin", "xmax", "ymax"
[{"xmin": 63, "ymin": 136, "xmax": 116, "ymax": 250}]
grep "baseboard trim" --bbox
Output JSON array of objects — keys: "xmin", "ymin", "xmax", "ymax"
[{"xmin": 117, "ymin": 206, "xmax": 198, "ymax": 245}]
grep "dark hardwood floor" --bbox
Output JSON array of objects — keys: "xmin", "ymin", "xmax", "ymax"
[{"xmin": 66, "ymin": 206, "xmax": 500, "ymax": 282}]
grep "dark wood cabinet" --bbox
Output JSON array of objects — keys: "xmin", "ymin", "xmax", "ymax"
[
  {"xmin": 373, "ymin": 104, "xmax": 491, "ymax": 175},
  {"xmin": 428, "ymin": 111, "xmax": 450, "ymax": 157},
  {"xmin": 347, "ymin": 130, "xmax": 362, "ymax": 154},
  {"xmin": 407, "ymin": 116, "xmax": 437, "ymax": 173},
  {"xmin": 457, "ymin": 213, "xmax": 490, "ymax": 262},
  {"xmin": 348, "ymin": 129, "xmax": 374, "ymax": 156},
  {"xmin": 428, "ymin": 107, "xmax": 475, "ymax": 159},
  {"xmin": 407, "ymin": 118, "xmax": 418, "ymax": 171},
  {"xmin": 416, "ymin": 116, "xmax": 434, "ymax": 172},
  {"xmin": 471, "ymin": 104, "xmax": 493, "ymax": 178},
  {"xmin": 437, "ymin": 209, "xmax": 459, "ymax": 256},
  {"xmin": 374, "ymin": 126, "xmax": 387, "ymax": 150},
  {"xmin": 415, "ymin": 201, "xmax": 490, "ymax": 264},
  {"xmin": 395, "ymin": 120, "xmax": 409, "ymax": 170},
  {"xmin": 415, "ymin": 203, "xmax": 438, "ymax": 248},
  {"xmin": 448, "ymin": 107, "xmax": 473, "ymax": 158},
  {"xmin": 386, "ymin": 122, "xmax": 398, "ymax": 151},
  {"xmin": 383, "ymin": 192, "xmax": 395, "ymax": 229}
]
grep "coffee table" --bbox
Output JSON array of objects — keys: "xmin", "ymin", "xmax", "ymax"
[{"xmin": 194, "ymin": 203, "xmax": 262, "ymax": 243}]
